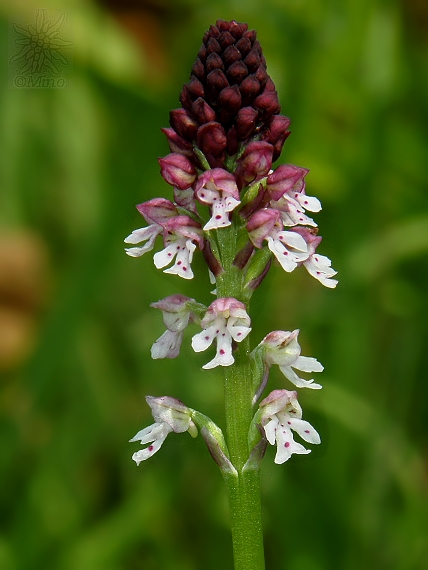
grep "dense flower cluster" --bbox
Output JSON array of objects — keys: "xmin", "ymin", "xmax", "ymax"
[{"xmin": 128, "ymin": 20, "xmax": 335, "ymax": 465}]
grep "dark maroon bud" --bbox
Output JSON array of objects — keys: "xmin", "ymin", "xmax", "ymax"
[
  {"xmin": 219, "ymin": 85, "xmax": 242, "ymax": 113},
  {"xmin": 192, "ymin": 97, "xmax": 217, "ymax": 124},
  {"xmin": 264, "ymin": 77, "xmax": 276, "ymax": 92},
  {"xmin": 226, "ymin": 60, "xmax": 248, "ymax": 85},
  {"xmin": 255, "ymin": 66, "xmax": 268, "ymax": 87},
  {"xmin": 191, "ymin": 57, "xmax": 205, "ymax": 80},
  {"xmin": 196, "ymin": 122, "xmax": 227, "ymax": 157},
  {"xmin": 246, "ymin": 257, "xmax": 272, "ymax": 292},
  {"xmin": 233, "ymin": 241, "xmax": 255, "ymax": 269},
  {"xmin": 216, "ymin": 19, "xmax": 230, "ymax": 32},
  {"xmin": 170, "ymin": 108, "xmax": 199, "ymax": 141},
  {"xmin": 161, "ymin": 128, "xmax": 194, "ymax": 157},
  {"xmin": 205, "ymin": 24, "xmax": 220, "ymax": 40},
  {"xmin": 244, "ymin": 48, "xmax": 262, "ymax": 72},
  {"xmin": 218, "ymin": 31, "xmax": 235, "ymax": 49},
  {"xmin": 198, "ymin": 44, "xmax": 207, "ymax": 62},
  {"xmin": 207, "ymin": 37, "xmax": 221, "ymax": 55},
  {"xmin": 206, "ymin": 53, "xmax": 225, "ymax": 73},
  {"xmin": 272, "ymin": 133, "xmax": 291, "ymax": 162},
  {"xmin": 187, "ymin": 76, "xmax": 205, "ymax": 99},
  {"xmin": 236, "ymin": 107, "xmax": 258, "ymax": 139},
  {"xmin": 243, "ymin": 29, "xmax": 257, "ymax": 43},
  {"xmin": 226, "ymin": 126, "xmax": 239, "ymax": 155},
  {"xmin": 229, "ymin": 22, "xmax": 249, "ymax": 39},
  {"xmin": 235, "ymin": 37, "xmax": 252, "ymax": 57},
  {"xmin": 203, "ymin": 240, "xmax": 224, "ymax": 277},
  {"xmin": 263, "ymin": 115, "xmax": 291, "ymax": 144},
  {"xmin": 223, "ymin": 45, "xmax": 242, "ymax": 66},
  {"xmin": 206, "ymin": 69, "xmax": 229, "ymax": 93},
  {"xmin": 254, "ymin": 90, "xmax": 281, "ymax": 116},
  {"xmin": 179, "ymin": 85, "xmax": 193, "ymax": 111},
  {"xmin": 239, "ymin": 75, "xmax": 261, "ymax": 101}
]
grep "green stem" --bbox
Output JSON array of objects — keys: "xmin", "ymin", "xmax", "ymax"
[{"xmin": 216, "ymin": 225, "xmax": 266, "ymax": 570}]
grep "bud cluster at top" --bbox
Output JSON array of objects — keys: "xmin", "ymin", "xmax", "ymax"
[{"xmin": 165, "ymin": 18, "xmax": 290, "ymax": 169}]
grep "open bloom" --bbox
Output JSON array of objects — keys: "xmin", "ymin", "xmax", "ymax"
[
  {"xmin": 150, "ymin": 295, "xmax": 204, "ymax": 359},
  {"xmin": 259, "ymin": 389, "xmax": 321, "ymax": 463},
  {"xmin": 153, "ymin": 216, "xmax": 204, "ymax": 279},
  {"xmin": 258, "ymin": 329, "xmax": 323, "ymax": 389},
  {"xmin": 124, "ymin": 198, "xmax": 178, "ymax": 257},
  {"xmin": 130, "ymin": 396, "xmax": 197, "ymax": 465},
  {"xmin": 247, "ymin": 208, "xmax": 308, "ymax": 273},
  {"xmin": 191, "ymin": 298, "xmax": 251, "ymax": 369},
  {"xmin": 195, "ymin": 169, "xmax": 240, "ymax": 231}
]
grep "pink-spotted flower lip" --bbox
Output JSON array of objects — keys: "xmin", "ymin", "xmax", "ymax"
[
  {"xmin": 259, "ymin": 389, "xmax": 321, "ymax": 464},
  {"xmin": 195, "ymin": 169, "xmax": 241, "ymax": 231},
  {"xmin": 158, "ymin": 153, "xmax": 198, "ymax": 190},
  {"xmin": 130, "ymin": 396, "xmax": 197, "ymax": 465},
  {"xmin": 191, "ymin": 297, "xmax": 251, "ymax": 369},
  {"xmin": 259, "ymin": 329, "xmax": 323, "ymax": 389}
]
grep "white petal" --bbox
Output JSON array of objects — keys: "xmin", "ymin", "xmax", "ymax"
[
  {"xmin": 124, "ymin": 225, "xmax": 161, "ymax": 244},
  {"xmin": 267, "ymin": 237, "xmax": 298, "ymax": 272},
  {"xmin": 132, "ymin": 437, "xmax": 165, "ymax": 464},
  {"xmin": 153, "ymin": 244, "xmax": 177, "ymax": 269},
  {"xmin": 163, "ymin": 240, "xmax": 195, "ymax": 279},
  {"xmin": 279, "ymin": 365, "xmax": 323, "ymax": 389},
  {"xmin": 277, "ymin": 230, "xmax": 308, "ymax": 252},
  {"xmin": 263, "ymin": 418, "xmax": 278, "ymax": 445},
  {"xmin": 129, "ymin": 422, "xmax": 170, "ymax": 444},
  {"xmin": 191, "ymin": 327, "xmax": 216, "ymax": 352},
  {"xmin": 295, "ymin": 194, "xmax": 322, "ymax": 212},
  {"xmin": 228, "ymin": 324, "xmax": 252, "ymax": 343},
  {"xmin": 151, "ymin": 330, "xmax": 183, "ymax": 359},
  {"xmin": 288, "ymin": 417, "xmax": 321, "ymax": 445},
  {"xmin": 293, "ymin": 355, "xmax": 324, "ymax": 373}
]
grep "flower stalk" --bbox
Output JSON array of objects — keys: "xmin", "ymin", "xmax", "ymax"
[{"xmin": 125, "ymin": 19, "xmax": 336, "ymax": 570}]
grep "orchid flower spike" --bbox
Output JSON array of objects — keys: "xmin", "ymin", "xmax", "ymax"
[
  {"xmin": 130, "ymin": 396, "xmax": 198, "ymax": 465},
  {"xmin": 191, "ymin": 298, "xmax": 251, "ymax": 369},
  {"xmin": 259, "ymin": 389, "xmax": 320, "ymax": 464}
]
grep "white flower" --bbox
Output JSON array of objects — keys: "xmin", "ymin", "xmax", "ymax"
[
  {"xmin": 194, "ymin": 169, "xmax": 241, "ymax": 231},
  {"xmin": 130, "ymin": 396, "xmax": 197, "ymax": 465},
  {"xmin": 191, "ymin": 298, "xmax": 251, "ymax": 369},
  {"xmin": 265, "ymin": 228, "xmax": 308, "ymax": 273},
  {"xmin": 259, "ymin": 389, "xmax": 321, "ymax": 464},
  {"xmin": 259, "ymin": 329, "xmax": 323, "ymax": 389},
  {"xmin": 150, "ymin": 295, "xmax": 204, "ymax": 359}
]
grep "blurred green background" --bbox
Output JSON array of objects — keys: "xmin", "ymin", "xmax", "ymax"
[{"xmin": 1, "ymin": 0, "xmax": 427, "ymax": 569}]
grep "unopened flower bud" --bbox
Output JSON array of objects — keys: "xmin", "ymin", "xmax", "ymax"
[
  {"xmin": 236, "ymin": 141, "xmax": 273, "ymax": 186},
  {"xmin": 170, "ymin": 108, "xmax": 199, "ymax": 141},
  {"xmin": 247, "ymin": 208, "xmax": 280, "ymax": 248},
  {"xmin": 136, "ymin": 198, "xmax": 178, "ymax": 226},
  {"xmin": 196, "ymin": 122, "xmax": 227, "ymax": 158},
  {"xmin": 161, "ymin": 128, "xmax": 194, "ymax": 157},
  {"xmin": 158, "ymin": 154, "xmax": 197, "ymax": 190},
  {"xmin": 267, "ymin": 164, "xmax": 309, "ymax": 201}
]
